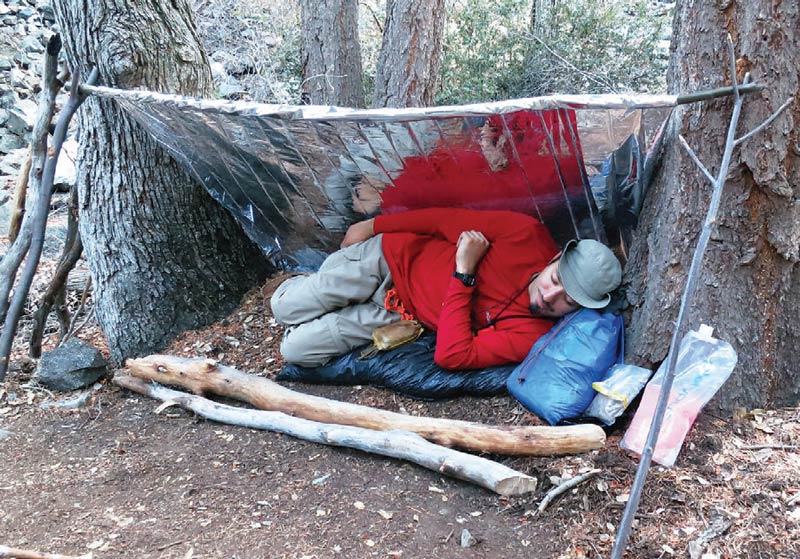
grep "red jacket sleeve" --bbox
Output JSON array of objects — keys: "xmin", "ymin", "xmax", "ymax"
[
  {"xmin": 374, "ymin": 208, "xmax": 541, "ymax": 244},
  {"xmin": 432, "ymin": 277, "xmax": 553, "ymax": 370}
]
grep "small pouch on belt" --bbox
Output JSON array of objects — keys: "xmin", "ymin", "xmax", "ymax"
[{"xmin": 358, "ymin": 320, "xmax": 424, "ymax": 360}]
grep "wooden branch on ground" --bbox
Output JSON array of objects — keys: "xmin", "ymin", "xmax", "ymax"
[
  {"xmin": 0, "ymin": 544, "xmax": 91, "ymax": 559},
  {"xmin": 30, "ymin": 185, "xmax": 83, "ymax": 357},
  {"xmin": 537, "ymin": 468, "xmax": 601, "ymax": 512},
  {"xmin": 0, "ymin": 35, "xmax": 62, "ymax": 326},
  {"xmin": 114, "ymin": 375, "xmax": 539, "ymax": 496},
  {"xmin": 0, "ymin": 44, "xmax": 98, "ymax": 380},
  {"xmin": 124, "ymin": 355, "xmax": 606, "ymax": 456}
]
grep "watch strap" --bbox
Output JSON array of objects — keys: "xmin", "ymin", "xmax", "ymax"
[{"xmin": 453, "ymin": 271, "xmax": 476, "ymax": 287}]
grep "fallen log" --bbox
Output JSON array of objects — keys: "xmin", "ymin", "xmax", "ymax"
[
  {"xmin": 114, "ymin": 375, "xmax": 538, "ymax": 496},
  {"xmin": 125, "ymin": 355, "xmax": 606, "ymax": 456}
]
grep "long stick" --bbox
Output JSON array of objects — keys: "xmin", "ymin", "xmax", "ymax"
[
  {"xmin": 0, "ymin": 55, "xmax": 98, "ymax": 380},
  {"xmin": 124, "ymin": 354, "xmax": 607, "ymax": 456},
  {"xmin": 114, "ymin": 375, "xmax": 539, "ymax": 496},
  {"xmin": 0, "ymin": 36, "xmax": 62, "ymax": 326},
  {"xmin": 29, "ymin": 185, "xmax": 83, "ymax": 357},
  {"xmin": 0, "ymin": 544, "xmax": 91, "ymax": 559},
  {"xmin": 611, "ymin": 38, "xmax": 789, "ymax": 559}
]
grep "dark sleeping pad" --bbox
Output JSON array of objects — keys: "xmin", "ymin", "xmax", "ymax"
[{"xmin": 276, "ymin": 332, "xmax": 514, "ymax": 399}]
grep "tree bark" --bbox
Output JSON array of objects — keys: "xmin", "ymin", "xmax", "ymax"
[
  {"xmin": 124, "ymin": 354, "xmax": 607, "ymax": 456},
  {"xmin": 625, "ymin": 1, "xmax": 800, "ymax": 412},
  {"xmin": 51, "ymin": 0, "xmax": 270, "ymax": 363},
  {"xmin": 299, "ymin": 0, "xmax": 365, "ymax": 107},
  {"xmin": 372, "ymin": 0, "xmax": 446, "ymax": 108}
]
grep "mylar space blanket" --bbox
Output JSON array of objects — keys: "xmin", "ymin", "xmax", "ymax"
[{"xmin": 87, "ymin": 86, "xmax": 674, "ymax": 267}]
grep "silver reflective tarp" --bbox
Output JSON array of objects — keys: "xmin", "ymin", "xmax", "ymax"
[{"xmin": 86, "ymin": 86, "xmax": 674, "ymax": 268}]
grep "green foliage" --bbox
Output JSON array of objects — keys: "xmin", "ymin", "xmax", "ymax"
[
  {"xmin": 437, "ymin": 0, "xmax": 671, "ymax": 105},
  {"xmin": 438, "ymin": 0, "xmax": 531, "ymax": 105},
  {"xmin": 521, "ymin": 0, "xmax": 670, "ymax": 96}
]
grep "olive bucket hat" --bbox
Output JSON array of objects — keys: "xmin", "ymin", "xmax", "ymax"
[{"xmin": 558, "ymin": 239, "xmax": 622, "ymax": 309}]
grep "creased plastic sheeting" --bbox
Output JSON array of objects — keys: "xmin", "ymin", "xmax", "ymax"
[
  {"xmin": 277, "ymin": 332, "xmax": 513, "ymax": 399},
  {"xmin": 89, "ymin": 86, "xmax": 675, "ymax": 268}
]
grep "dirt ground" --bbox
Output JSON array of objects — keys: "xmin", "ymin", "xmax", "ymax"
[
  {"xmin": 0, "ymin": 277, "xmax": 798, "ymax": 559},
  {"xmin": 1, "ymin": 173, "xmax": 799, "ymax": 558}
]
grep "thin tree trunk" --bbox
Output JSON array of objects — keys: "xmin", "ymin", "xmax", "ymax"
[
  {"xmin": 372, "ymin": 0, "xmax": 446, "ymax": 108},
  {"xmin": 299, "ymin": 0, "xmax": 365, "ymax": 107},
  {"xmin": 625, "ymin": 1, "xmax": 800, "ymax": 411},
  {"xmin": 51, "ymin": 0, "xmax": 270, "ymax": 363}
]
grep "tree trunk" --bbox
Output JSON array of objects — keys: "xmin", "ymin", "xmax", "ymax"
[
  {"xmin": 51, "ymin": 0, "xmax": 270, "ymax": 363},
  {"xmin": 372, "ymin": 0, "xmax": 446, "ymax": 108},
  {"xmin": 625, "ymin": 1, "xmax": 800, "ymax": 412},
  {"xmin": 299, "ymin": 0, "xmax": 365, "ymax": 107}
]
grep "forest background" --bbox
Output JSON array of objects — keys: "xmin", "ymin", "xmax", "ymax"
[{"xmin": 194, "ymin": 0, "xmax": 672, "ymax": 106}]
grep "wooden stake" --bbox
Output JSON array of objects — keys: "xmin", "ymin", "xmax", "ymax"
[
  {"xmin": 124, "ymin": 354, "xmax": 606, "ymax": 456},
  {"xmin": 114, "ymin": 375, "xmax": 539, "ymax": 495}
]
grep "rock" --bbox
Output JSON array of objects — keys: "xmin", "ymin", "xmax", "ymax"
[
  {"xmin": 210, "ymin": 60, "xmax": 227, "ymax": 82},
  {"xmin": 17, "ymin": 7, "xmax": 36, "ymax": 19},
  {"xmin": 0, "ymin": 131, "xmax": 25, "ymax": 154},
  {"xmin": 0, "ymin": 429, "xmax": 12, "ymax": 441},
  {"xmin": 9, "ymin": 66, "xmax": 31, "ymax": 88},
  {"xmin": 0, "ymin": 5, "xmax": 10, "ymax": 16},
  {"xmin": 35, "ymin": 339, "xmax": 109, "ymax": 392},
  {"xmin": 22, "ymin": 34, "xmax": 45, "ymax": 54},
  {"xmin": 0, "ymin": 147, "xmax": 28, "ymax": 174},
  {"xmin": 3, "ymin": 108, "xmax": 30, "ymax": 136},
  {"xmin": 218, "ymin": 80, "xmax": 246, "ymax": 99},
  {"xmin": 13, "ymin": 50, "xmax": 32, "ymax": 69},
  {"xmin": 0, "ymin": 57, "xmax": 12, "ymax": 71},
  {"xmin": 460, "ymin": 529, "xmax": 478, "ymax": 548},
  {"xmin": 13, "ymin": 97, "xmax": 37, "ymax": 129},
  {"xmin": 39, "ymin": 4, "xmax": 55, "ymax": 24},
  {"xmin": 53, "ymin": 138, "xmax": 77, "ymax": 190}
]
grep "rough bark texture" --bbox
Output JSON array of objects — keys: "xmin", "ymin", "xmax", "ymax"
[
  {"xmin": 372, "ymin": 0, "xmax": 445, "ymax": 108},
  {"xmin": 51, "ymin": 1, "xmax": 270, "ymax": 363},
  {"xmin": 299, "ymin": 0, "xmax": 365, "ymax": 107},
  {"xmin": 626, "ymin": 1, "xmax": 800, "ymax": 411}
]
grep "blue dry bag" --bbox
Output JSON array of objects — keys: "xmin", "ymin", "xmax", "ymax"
[{"xmin": 507, "ymin": 308, "xmax": 624, "ymax": 425}]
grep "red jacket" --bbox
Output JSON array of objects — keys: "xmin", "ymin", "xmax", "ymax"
[{"xmin": 373, "ymin": 208, "xmax": 558, "ymax": 370}]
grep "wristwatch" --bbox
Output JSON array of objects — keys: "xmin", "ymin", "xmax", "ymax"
[{"xmin": 453, "ymin": 271, "xmax": 476, "ymax": 287}]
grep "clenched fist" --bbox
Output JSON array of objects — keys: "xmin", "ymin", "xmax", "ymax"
[{"xmin": 455, "ymin": 230, "xmax": 490, "ymax": 274}]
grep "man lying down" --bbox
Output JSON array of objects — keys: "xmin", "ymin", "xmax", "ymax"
[{"xmin": 272, "ymin": 208, "xmax": 622, "ymax": 371}]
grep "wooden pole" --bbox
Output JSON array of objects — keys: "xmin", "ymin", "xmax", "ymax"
[
  {"xmin": 124, "ymin": 354, "xmax": 606, "ymax": 456},
  {"xmin": 0, "ymin": 46, "xmax": 98, "ymax": 379}
]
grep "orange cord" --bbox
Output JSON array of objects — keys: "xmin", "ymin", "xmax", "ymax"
[{"xmin": 384, "ymin": 288, "xmax": 415, "ymax": 321}]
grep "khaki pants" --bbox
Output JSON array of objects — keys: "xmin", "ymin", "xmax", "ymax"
[{"xmin": 271, "ymin": 235, "xmax": 400, "ymax": 367}]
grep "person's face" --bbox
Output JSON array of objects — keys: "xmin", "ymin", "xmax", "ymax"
[{"xmin": 528, "ymin": 260, "xmax": 580, "ymax": 318}]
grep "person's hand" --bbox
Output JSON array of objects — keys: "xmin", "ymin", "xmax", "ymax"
[
  {"xmin": 455, "ymin": 230, "xmax": 490, "ymax": 274},
  {"xmin": 341, "ymin": 218, "xmax": 376, "ymax": 248}
]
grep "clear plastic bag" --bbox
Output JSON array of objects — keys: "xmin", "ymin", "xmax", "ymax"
[
  {"xmin": 620, "ymin": 324, "xmax": 738, "ymax": 467},
  {"xmin": 584, "ymin": 364, "xmax": 652, "ymax": 425}
]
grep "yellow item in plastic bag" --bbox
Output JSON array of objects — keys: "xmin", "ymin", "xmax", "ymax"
[{"xmin": 359, "ymin": 320, "xmax": 424, "ymax": 359}]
